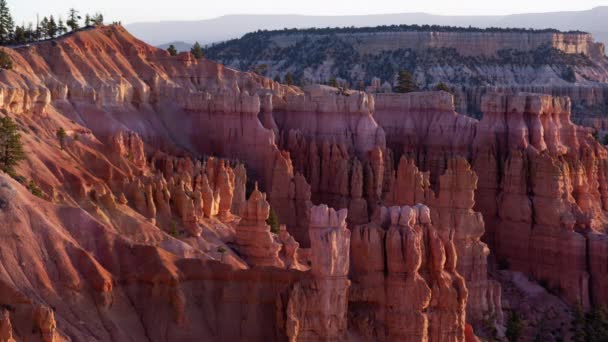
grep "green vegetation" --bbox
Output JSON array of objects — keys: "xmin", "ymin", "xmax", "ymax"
[
  {"xmin": 168, "ymin": 220, "xmax": 178, "ymax": 237},
  {"xmin": 0, "ymin": 48, "xmax": 11, "ymax": 69},
  {"xmin": 205, "ymin": 27, "xmax": 594, "ymax": 89},
  {"xmin": 0, "ymin": 1, "xmax": 105, "ymax": 45},
  {"xmin": 394, "ymin": 70, "xmax": 417, "ymax": 93},
  {"xmin": 435, "ymin": 82, "xmax": 450, "ymax": 92},
  {"xmin": 27, "ymin": 179, "xmax": 44, "ymax": 198},
  {"xmin": 56, "ymin": 127, "xmax": 66, "ymax": 149},
  {"xmin": 571, "ymin": 306, "xmax": 608, "ymax": 342},
  {"xmin": 284, "ymin": 72, "xmax": 294, "ymax": 86},
  {"xmin": 328, "ymin": 77, "xmax": 338, "ymax": 87},
  {"xmin": 267, "ymin": 207, "xmax": 280, "ymax": 234},
  {"xmin": 237, "ymin": 24, "xmax": 585, "ymax": 38},
  {"xmin": 167, "ymin": 44, "xmax": 177, "ymax": 56},
  {"xmin": 66, "ymin": 8, "xmax": 81, "ymax": 32},
  {"xmin": 506, "ymin": 311, "xmax": 524, "ymax": 342},
  {"xmin": 0, "ymin": 0, "xmax": 14, "ymax": 44},
  {"xmin": 190, "ymin": 41, "xmax": 204, "ymax": 59},
  {"xmin": 0, "ymin": 116, "xmax": 25, "ymax": 175}
]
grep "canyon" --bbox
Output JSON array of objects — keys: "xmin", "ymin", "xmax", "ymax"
[{"xmin": 0, "ymin": 24, "xmax": 606, "ymax": 341}]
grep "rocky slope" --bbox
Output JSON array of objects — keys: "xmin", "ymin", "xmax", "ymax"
[
  {"xmin": 206, "ymin": 26, "xmax": 608, "ymax": 119},
  {"xmin": 0, "ymin": 24, "xmax": 607, "ymax": 341}
]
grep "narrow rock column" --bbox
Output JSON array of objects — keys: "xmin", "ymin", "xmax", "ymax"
[{"xmin": 286, "ymin": 205, "xmax": 350, "ymax": 341}]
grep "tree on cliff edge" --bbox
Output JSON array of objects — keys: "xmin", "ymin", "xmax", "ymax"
[
  {"xmin": 66, "ymin": 8, "xmax": 81, "ymax": 32},
  {"xmin": 167, "ymin": 44, "xmax": 177, "ymax": 56},
  {"xmin": 0, "ymin": 116, "xmax": 25, "ymax": 175},
  {"xmin": 190, "ymin": 42, "xmax": 204, "ymax": 59},
  {"xmin": 0, "ymin": 0, "xmax": 14, "ymax": 44},
  {"xmin": 394, "ymin": 71, "xmax": 417, "ymax": 93}
]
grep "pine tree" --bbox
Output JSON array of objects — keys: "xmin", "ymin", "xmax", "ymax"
[
  {"xmin": 92, "ymin": 13, "xmax": 104, "ymax": 26},
  {"xmin": 435, "ymin": 82, "xmax": 450, "ymax": 92},
  {"xmin": 394, "ymin": 70, "xmax": 417, "ymax": 93},
  {"xmin": 0, "ymin": 47, "xmax": 11, "ymax": 69},
  {"xmin": 66, "ymin": 8, "xmax": 80, "ymax": 32},
  {"xmin": 190, "ymin": 41, "xmax": 204, "ymax": 59},
  {"xmin": 25, "ymin": 23, "xmax": 34, "ymax": 42},
  {"xmin": 39, "ymin": 17, "xmax": 48, "ymax": 39},
  {"xmin": 266, "ymin": 207, "xmax": 280, "ymax": 234},
  {"xmin": 47, "ymin": 16, "xmax": 58, "ymax": 38},
  {"xmin": 57, "ymin": 19, "xmax": 66, "ymax": 36},
  {"xmin": 273, "ymin": 75, "xmax": 281, "ymax": 83},
  {"xmin": 12, "ymin": 25, "xmax": 24, "ymax": 44},
  {"xmin": 0, "ymin": 0, "xmax": 14, "ymax": 44},
  {"xmin": 167, "ymin": 44, "xmax": 177, "ymax": 56},
  {"xmin": 56, "ymin": 127, "xmax": 66, "ymax": 150},
  {"xmin": 0, "ymin": 116, "xmax": 25, "ymax": 175},
  {"xmin": 284, "ymin": 72, "xmax": 294, "ymax": 86},
  {"xmin": 328, "ymin": 77, "xmax": 338, "ymax": 87},
  {"xmin": 84, "ymin": 14, "xmax": 91, "ymax": 27}
]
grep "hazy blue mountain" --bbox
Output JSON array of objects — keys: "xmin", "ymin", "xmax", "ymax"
[
  {"xmin": 157, "ymin": 41, "xmax": 193, "ymax": 52},
  {"xmin": 126, "ymin": 7, "xmax": 608, "ymax": 48}
]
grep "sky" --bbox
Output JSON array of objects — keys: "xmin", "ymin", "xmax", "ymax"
[{"xmin": 7, "ymin": 0, "xmax": 608, "ymax": 25}]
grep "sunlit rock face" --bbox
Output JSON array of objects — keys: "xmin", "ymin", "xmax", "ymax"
[{"xmin": 2, "ymin": 23, "xmax": 608, "ymax": 342}]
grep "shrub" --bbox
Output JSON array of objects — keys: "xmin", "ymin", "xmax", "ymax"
[
  {"xmin": 506, "ymin": 311, "xmax": 524, "ymax": 342},
  {"xmin": 267, "ymin": 207, "xmax": 280, "ymax": 234},
  {"xmin": 498, "ymin": 258, "xmax": 510, "ymax": 270},
  {"xmin": 0, "ymin": 49, "xmax": 12, "ymax": 70},
  {"xmin": 27, "ymin": 180, "xmax": 44, "ymax": 198},
  {"xmin": 56, "ymin": 127, "xmax": 67, "ymax": 149},
  {"xmin": 435, "ymin": 82, "xmax": 451, "ymax": 92}
]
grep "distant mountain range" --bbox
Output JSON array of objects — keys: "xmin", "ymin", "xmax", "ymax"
[{"xmin": 125, "ymin": 7, "xmax": 608, "ymax": 50}]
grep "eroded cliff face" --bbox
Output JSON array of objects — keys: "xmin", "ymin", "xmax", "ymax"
[
  {"xmin": 2, "ymin": 24, "xmax": 607, "ymax": 342},
  {"xmin": 350, "ymin": 204, "xmax": 467, "ymax": 341},
  {"xmin": 374, "ymin": 91, "xmax": 608, "ymax": 310}
]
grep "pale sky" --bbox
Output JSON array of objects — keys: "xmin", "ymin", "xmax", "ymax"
[{"xmin": 7, "ymin": 0, "xmax": 608, "ymax": 25}]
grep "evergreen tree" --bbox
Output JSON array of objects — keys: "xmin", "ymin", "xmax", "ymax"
[
  {"xmin": 56, "ymin": 127, "xmax": 66, "ymax": 150},
  {"xmin": 435, "ymin": 82, "xmax": 451, "ymax": 92},
  {"xmin": 47, "ymin": 16, "xmax": 58, "ymax": 38},
  {"xmin": 0, "ymin": 0, "xmax": 14, "ymax": 44},
  {"xmin": 166, "ymin": 44, "xmax": 177, "ymax": 56},
  {"xmin": 39, "ymin": 17, "xmax": 48, "ymax": 39},
  {"xmin": 57, "ymin": 19, "xmax": 66, "ymax": 36},
  {"xmin": 266, "ymin": 207, "xmax": 280, "ymax": 234},
  {"xmin": 25, "ymin": 23, "xmax": 34, "ymax": 42},
  {"xmin": 66, "ymin": 8, "xmax": 80, "ymax": 32},
  {"xmin": 84, "ymin": 14, "xmax": 91, "ymax": 27},
  {"xmin": 190, "ymin": 41, "xmax": 204, "ymax": 59},
  {"xmin": 273, "ymin": 75, "xmax": 281, "ymax": 83},
  {"xmin": 328, "ymin": 77, "xmax": 338, "ymax": 87},
  {"xmin": 0, "ymin": 47, "xmax": 11, "ymax": 69},
  {"xmin": 394, "ymin": 71, "xmax": 417, "ymax": 93},
  {"xmin": 92, "ymin": 13, "xmax": 104, "ymax": 26},
  {"xmin": 0, "ymin": 116, "xmax": 25, "ymax": 175},
  {"xmin": 12, "ymin": 25, "xmax": 24, "ymax": 44},
  {"xmin": 284, "ymin": 72, "xmax": 294, "ymax": 86}
]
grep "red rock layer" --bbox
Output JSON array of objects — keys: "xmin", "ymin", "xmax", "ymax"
[
  {"xmin": 374, "ymin": 91, "xmax": 608, "ymax": 309},
  {"xmin": 350, "ymin": 204, "xmax": 467, "ymax": 341}
]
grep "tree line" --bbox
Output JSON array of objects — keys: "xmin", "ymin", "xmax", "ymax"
[{"xmin": 0, "ymin": 0, "xmax": 104, "ymax": 45}]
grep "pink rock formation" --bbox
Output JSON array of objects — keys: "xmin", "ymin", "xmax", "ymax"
[
  {"xmin": 350, "ymin": 204, "xmax": 467, "ymax": 341},
  {"xmin": 235, "ymin": 184, "xmax": 284, "ymax": 268},
  {"xmin": 286, "ymin": 205, "xmax": 350, "ymax": 341}
]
